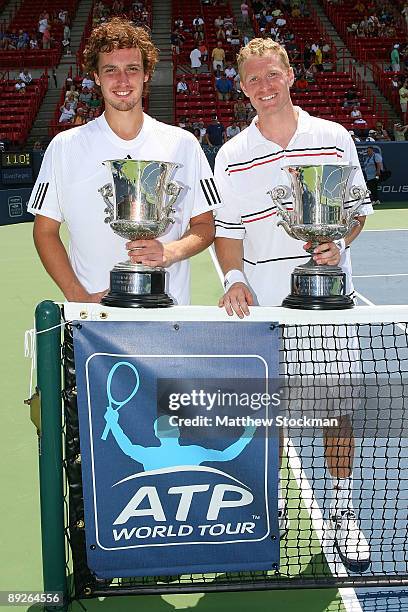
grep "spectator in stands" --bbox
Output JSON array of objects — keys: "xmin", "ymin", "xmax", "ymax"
[
  {"xmin": 373, "ymin": 121, "xmax": 391, "ymax": 141},
  {"xmin": 38, "ymin": 12, "xmax": 49, "ymax": 37},
  {"xmin": 177, "ymin": 115, "xmax": 187, "ymax": 128},
  {"xmin": 192, "ymin": 15, "xmax": 204, "ymax": 29},
  {"xmin": 194, "ymin": 120, "xmax": 206, "ymax": 140},
  {"xmin": 402, "ymin": 3, "xmax": 408, "ymax": 29},
  {"xmin": 79, "ymin": 86, "xmax": 92, "ymax": 105},
  {"xmin": 305, "ymin": 63, "xmax": 317, "ymax": 82},
  {"xmin": 183, "ymin": 117, "xmax": 194, "ymax": 134},
  {"xmin": 303, "ymin": 42, "xmax": 313, "ymax": 69},
  {"xmin": 89, "ymin": 91, "xmax": 102, "ymax": 109},
  {"xmin": 350, "ymin": 105, "xmax": 362, "ymax": 120},
  {"xmin": 190, "ymin": 45, "xmax": 202, "ymax": 74},
  {"xmin": 234, "ymin": 99, "xmax": 247, "ymax": 122},
  {"xmin": 223, "ymin": 13, "xmax": 234, "ymax": 28},
  {"xmin": 226, "ymin": 120, "xmax": 240, "ymax": 140},
  {"xmin": 42, "ymin": 26, "xmax": 51, "ymax": 50},
  {"xmin": 177, "ymin": 75, "xmax": 190, "ymax": 94},
  {"xmin": 59, "ymin": 9, "xmax": 69, "ymax": 24},
  {"xmin": 230, "ymin": 24, "xmax": 241, "ymax": 47},
  {"xmin": 19, "ymin": 68, "xmax": 32, "ymax": 86},
  {"xmin": 190, "ymin": 78, "xmax": 200, "ymax": 95},
  {"xmin": 212, "ymin": 41, "xmax": 226, "ymax": 72},
  {"xmin": 112, "ymin": 0, "xmax": 124, "ymax": 15},
  {"xmin": 65, "ymin": 92, "xmax": 78, "ymax": 111},
  {"xmin": 225, "ymin": 62, "xmax": 237, "ymax": 80},
  {"xmin": 198, "ymin": 41, "xmax": 208, "ymax": 63},
  {"xmin": 399, "ymin": 78, "xmax": 408, "ymax": 122},
  {"xmin": 294, "ymin": 73, "xmax": 308, "ymax": 91},
  {"xmin": 82, "ymin": 73, "xmax": 95, "ymax": 89},
  {"xmin": 205, "ymin": 115, "xmax": 225, "ymax": 146},
  {"xmin": 348, "ymin": 130, "xmax": 360, "ymax": 142},
  {"xmin": 216, "ymin": 73, "xmax": 233, "ymax": 101},
  {"xmin": 194, "ymin": 25, "xmax": 205, "ymax": 44},
  {"xmin": 214, "ymin": 15, "xmax": 224, "ymax": 29},
  {"xmin": 343, "ymin": 87, "xmax": 360, "ymax": 108},
  {"xmin": 171, "ymin": 29, "xmax": 184, "ymax": 55},
  {"xmin": 393, "ymin": 122, "xmax": 408, "ymax": 141},
  {"xmin": 59, "ymin": 101, "xmax": 76, "ymax": 123},
  {"xmin": 233, "ymin": 72, "xmax": 243, "ymax": 98},
  {"xmin": 65, "ymin": 85, "xmax": 80, "ymax": 103},
  {"xmin": 314, "ymin": 46, "xmax": 323, "ymax": 71},
  {"xmin": 86, "ymin": 108, "xmax": 97, "ymax": 123},
  {"xmin": 391, "ymin": 44, "xmax": 400, "ymax": 72},
  {"xmin": 33, "ymin": 140, "xmax": 44, "ymax": 151},
  {"xmin": 193, "ymin": 127, "xmax": 204, "ymax": 144},
  {"xmin": 29, "ymin": 35, "xmax": 39, "ymax": 49},
  {"xmin": 16, "ymin": 29, "xmax": 29, "ymax": 50},
  {"xmin": 241, "ymin": 2, "xmax": 249, "ymax": 25},
  {"xmin": 72, "ymin": 107, "xmax": 87, "ymax": 125},
  {"xmin": 216, "ymin": 25, "xmax": 226, "ymax": 41},
  {"xmin": 363, "ymin": 146, "xmax": 383, "ymax": 206}
]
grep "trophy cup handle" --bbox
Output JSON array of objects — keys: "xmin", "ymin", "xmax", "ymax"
[
  {"xmin": 345, "ymin": 186, "xmax": 369, "ymax": 231},
  {"xmin": 98, "ymin": 183, "xmax": 114, "ymax": 223},
  {"xmin": 267, "ymin": 185, "xmax": 292, "ymax": 224},
  {"xmin": 165, "ymin": 181, "xmax": 183, "ymax": 212}
]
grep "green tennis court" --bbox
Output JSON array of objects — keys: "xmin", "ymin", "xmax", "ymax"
[{"xmin": 1, "ymin": 204, "xmax": 407, "ymax": 611}]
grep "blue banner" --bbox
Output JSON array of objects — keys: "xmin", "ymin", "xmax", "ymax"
[
  {"xmin": 73, "ymin": 320, "xmax": 280, "ymax": 578},
  {"xmin": 0, "ymin": 188, "xmax": 33, "ymax": 225}
]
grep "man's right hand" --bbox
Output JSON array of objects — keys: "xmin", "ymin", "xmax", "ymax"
[{"xmin": 218, "ymin": 282, "xmax": 254, "ymax": 319}]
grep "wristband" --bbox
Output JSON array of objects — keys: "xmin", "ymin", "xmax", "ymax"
[
  {"xmin": 334, "ymin": 238, "xmax": 346, "ymax": 255},
  {"xmin": 224, "ymin": 269, "xmax": 247, "ymax": 290}
]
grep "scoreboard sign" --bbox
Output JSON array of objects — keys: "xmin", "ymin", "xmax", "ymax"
[{"xmin": 1, "ymin": 153, "xmax": 33, "ymax": 185}]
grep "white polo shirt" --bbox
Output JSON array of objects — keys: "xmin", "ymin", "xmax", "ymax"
[
  {"xmin": 28, "ymin": 113, "xmax": 221, "ymax": 305},
  {"xmin": 214, "ymin": 108, "xmax": 373, "ymax": 306}
]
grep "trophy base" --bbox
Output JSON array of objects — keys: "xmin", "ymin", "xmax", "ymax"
[
  {"xmin": 282, "ymin": 294, "xmax": 355, "ymax": 310},
  {"xmin": 282, "ymin": 262, "xmax": 354, "ymax": 310},
  {"xmin": 101, "ymin": 265, "xmax": 173, "ymax": 309}
]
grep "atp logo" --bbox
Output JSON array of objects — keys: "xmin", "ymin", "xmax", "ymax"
[{"xmin": 99, "ymin": 362, "xmax": 264, "ymax": 546}]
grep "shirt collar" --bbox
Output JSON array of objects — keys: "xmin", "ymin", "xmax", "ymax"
[{"xmin": 248, "ymin": 106, "xmax": 312, "ymax": 147}]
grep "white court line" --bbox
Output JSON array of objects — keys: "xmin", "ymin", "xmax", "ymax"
[
  {"xmin": 355, "ymin": 291, "xmax": 407, "ymax": 336},
  {"xmin": 364, "ymin": 228, "xmax": 408, "ymax": 232},
  {"xmin": 354, "ymin": 273, "xmax": 408, "ymax": 278},
  {"xmin": 285, "ymin": 438, "xmax": 363, "ymax": 612},
  {"xmin": 208, "ymin": 246, "xmax": 361, "ymax": 611}
]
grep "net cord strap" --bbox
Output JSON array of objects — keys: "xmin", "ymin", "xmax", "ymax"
[{"xmin": 24, "ymin": 318, "xmax": 74, "ymax": 399}]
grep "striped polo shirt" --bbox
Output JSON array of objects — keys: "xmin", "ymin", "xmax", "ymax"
[{"xmin": 214, "ymin": 107, "xmax": 373, "ymax": 306}]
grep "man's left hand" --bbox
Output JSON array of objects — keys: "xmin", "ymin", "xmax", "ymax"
[
  {"xmin": 304, "ymin": 241, "xmax": 341, "ymax": 266},
  {"xmin": 126, "ymin": 239, "xmax": 173, "ymax": 267}
]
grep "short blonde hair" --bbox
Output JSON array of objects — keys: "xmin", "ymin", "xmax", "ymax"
[{"xmin": 237, "ymin": 38, "xmax": 290, "ymax": 79}]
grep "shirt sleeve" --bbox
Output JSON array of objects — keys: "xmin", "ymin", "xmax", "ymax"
[
  {"xmin": 343, "ymin": 131, "xmax": 374, "ymax": 216},
  {"xmin": 214, "ymin": 146, "xmax": 246, "ymax": 239},
  {"xmin": 27, "ymin": 136, "xmax": 64, "ymax": 222},
  {"xmin": 189, "ymin": 137, "xmax": 223, "ymax": 219}
]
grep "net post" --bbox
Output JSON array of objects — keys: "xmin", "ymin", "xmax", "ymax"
[{"xmin": 35, "ymin": 300, "xmax": 67, "ymax": 609}]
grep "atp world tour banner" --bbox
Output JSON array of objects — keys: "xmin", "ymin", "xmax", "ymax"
[{"xmin": 73, "ymin": 320, "xmax": 280, "ymax": 578}]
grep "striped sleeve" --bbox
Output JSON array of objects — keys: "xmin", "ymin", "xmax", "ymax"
[
  {"xmin": 190, "ymin": 139, "xmax": 223, "ymax": 218},
  {"xmin": 27, "ymin": 136, "xmax": 64, "ymax": 222},
  {"xmin": 214, "ymin": 147, "xmax": 245, "ymax": 239}
]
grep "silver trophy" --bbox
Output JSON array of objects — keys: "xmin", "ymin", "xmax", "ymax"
[
  {"xmin": 268, "ymin": 164, "xmax": 367, "ymax": 310},
  {"xmin": 99, "ymin": 159, "xmax": 182, "ymax": 308}
]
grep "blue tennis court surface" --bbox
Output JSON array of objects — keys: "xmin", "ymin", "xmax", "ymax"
[{"xmin": 352, "ymin": 230, "xmax": 408, "ymax": 305}]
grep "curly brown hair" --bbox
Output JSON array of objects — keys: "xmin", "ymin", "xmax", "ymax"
[{"xmin": 83, "ymin": 17, "xmax": 159, "ymax": 79}]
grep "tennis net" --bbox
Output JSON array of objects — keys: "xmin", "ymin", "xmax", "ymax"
[{"xmin": 36, "ymin": 303, "xmax": 408, "ymax": 600}]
